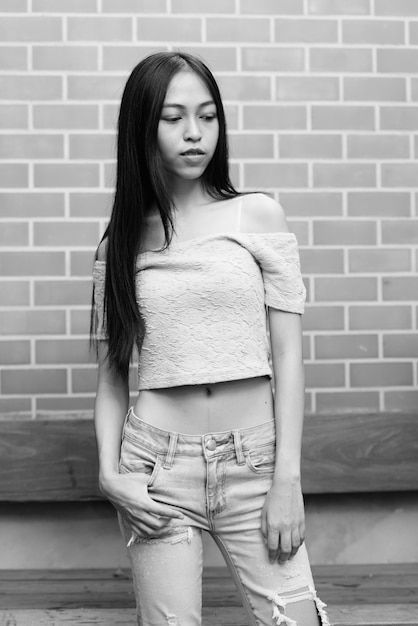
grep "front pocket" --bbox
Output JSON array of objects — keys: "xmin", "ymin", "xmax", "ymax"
[
  {"xmin": 119, "ymin": 438, "xmax": 162, "ymax": 488},
  {"xmin": 246, "ymin": 447, "xmax": 275, "ymax": 474}
]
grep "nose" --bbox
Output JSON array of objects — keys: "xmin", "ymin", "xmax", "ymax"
[{"xmin": 184, "ymin": 117, "xmax": 202, "ymax": 141}]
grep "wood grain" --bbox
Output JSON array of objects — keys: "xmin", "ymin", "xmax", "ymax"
[{"xmin": 0, "ymin": 412, "xmax": 417, "ymax": 500}]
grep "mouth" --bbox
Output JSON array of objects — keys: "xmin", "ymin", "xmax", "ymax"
[{"xmin": 181, "ymin": 149, "xmax": 205, "ymax": 156}]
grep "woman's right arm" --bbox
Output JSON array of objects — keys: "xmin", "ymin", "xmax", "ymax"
[{"xmin": 94, "ymin": 342, "xmax": 184, "ymax": 539}]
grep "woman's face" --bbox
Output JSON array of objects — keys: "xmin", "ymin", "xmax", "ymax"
[{"xmin": 157, "ymin": 71, "xmax": 220, "ymax": 182}]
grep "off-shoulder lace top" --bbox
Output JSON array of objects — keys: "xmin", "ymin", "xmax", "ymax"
[{"xmin": 92, "ymin": 232, "xmax": 306, "ymax": 390}]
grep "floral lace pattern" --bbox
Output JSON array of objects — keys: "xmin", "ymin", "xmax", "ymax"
[{"xmin": 92, "ymin": 233, "xmax": 306, "ymax": 390}]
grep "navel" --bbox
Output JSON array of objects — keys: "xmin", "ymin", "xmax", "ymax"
[{"xmin": 204, "ymin": 385, "xmax": 212, "ymax": 397}]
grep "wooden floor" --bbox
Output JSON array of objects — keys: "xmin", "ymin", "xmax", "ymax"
[{"xmin": 1, "ymin": 564, "xmax": 418, "ymax": 626}]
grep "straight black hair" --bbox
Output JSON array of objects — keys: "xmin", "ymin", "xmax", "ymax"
[{"xmin": 91, "ymin": 51, "xmax": 238, "ymax": 377}]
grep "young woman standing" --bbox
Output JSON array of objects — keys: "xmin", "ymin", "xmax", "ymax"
[{"xmin": 92, "ymin": 51, "xmax": 330, "ymax": 626}]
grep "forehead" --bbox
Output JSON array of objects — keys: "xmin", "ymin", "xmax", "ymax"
[{"xmin": 163, "ymin": 71, "xmax": 214, "ymax": 106}]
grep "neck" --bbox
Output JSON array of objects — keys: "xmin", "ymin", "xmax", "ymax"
[{"xmin": 168, "ymin": 176, "xmax": 211, "ymax": 213}]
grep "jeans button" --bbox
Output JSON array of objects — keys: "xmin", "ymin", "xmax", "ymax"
[{"xmin": 206, "ymin": 438, "xmax": 217, "ymax": 451}]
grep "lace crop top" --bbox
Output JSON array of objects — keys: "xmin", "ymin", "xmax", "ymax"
[{"xmin": 92, "ymin": 232, "xmax": 306, "ymax": 390}]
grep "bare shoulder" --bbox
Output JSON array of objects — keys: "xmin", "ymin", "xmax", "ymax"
[
  {"xmin": 96, "ymin": 238, "xmax": 108, "ymax": 262},
  {"xmin": 240, "ymin": 193, "xmax": 289, "ymax": 234}
]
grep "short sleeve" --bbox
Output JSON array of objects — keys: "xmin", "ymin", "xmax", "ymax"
[
  {"xmin": 233, "ymin": 233, "xmax": 306, "ymax": 314},
  {"xmin": 92, "ymin": 261, "xmax": 108, "ymax": 340}
]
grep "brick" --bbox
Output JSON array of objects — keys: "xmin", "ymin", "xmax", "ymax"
[
  {"xmin": 275, "ymin": 18, "xmax": 338, "ymax": 43},
  {"xmin": 276, "ymin": 76, "xmax": 338, "ymax": 101},
  {"xmin": 36, "ymin": 396, "xmax": 94, "ymax": 412},
  {"xmin": 0, "ymin": 222, "xmax": 28, "ymax": 246},
  {"xmin": 240, "ymin": 0, "xmax": 303, "ymax": 13},
  {"xmin": 70, "ymin": 309, "xmax": 91, "ymax": 335},
  {"xmin": 349, "ymin": 248, "xmax": 411, "ymax": 273},
  {"xmin": 410, "ymin": 22, "xmax": 418, "ymax": 44},
  {"xmin": 34, "ymin": 164, "xmax": 99, "ymax": 188},
  {"xmin": 316, "ymin": 334, "xmax": 378, "ymax": 360},
  {"xmin": 137, "ymin": 17, "xmax": 201, "ymax": 42},
  {"xmin": 0, "ymin": 46, "xmax": 27, "ymax": 70},
  {"xmin": 347, "ymin": 192, "xmax": 410, "ymax": 217},
  {"xmin": 0, "ymin": 310, "xmax": 66, "ymax": 335},
  {"xmin": 0, "ymin": 340, "xmax": 30, "ymax": 365},
  {"xmin": 33, "ymin": 46, "xmax": 98, "ymax": 71},
  {"xmin": 70, "ymin": 192, "xmax": 112, "ymax": 218},
  {"xmin": 0, "ymin": 135, "xmax": 63, "ymax": 159},
  {"xmin": 0, "ymin": 281, "xmax": 29, "ymax": 306},
  {"xmin": 413, "ymin": 136, "xmax": 418, "ymax": 159},
  {"xmin": 382, "ymin": 277, "xmax": 418, "ymax": 301},
  {"xmin": 290, "ymin": 222, "xmax": 309, "ymax": 245},
  {"xmin": 313, "ymin": 163, "xmax": 376, "ymax": 188},
  {"xmin": 310, "ymin": 47, "xmax": 372, "ymax": 72},
  {"xmin": 1, "ymin": 369, "xmax": 67, "ymax": 395},
  {"xmin": 102, "ymin": 0, "xmax": 166, "ymax": 11},
  {"xmin": 0, "ymin": 397, "xmax": 31, "ymax": 414},
  {"xmin": 385, "ymin": 390, "xmax": 418, "ymax": 412},
  {"xmin": 0, "ymin": 76, "xmax": 62, "ymax": 100},
  {"xmin": 313, "ymin": 219, "xmax": 376, "ymax": 245},
  {"xmin": 342, "ymin": 19, "xmax": 404, "ymax": 44},
  {"xmin": 179, "ymin": 46, "xmax": 237, "ymax": 72},
  {"xmin": 409, "ymin": 80, "xmax": 418, "ymax": 101},
  {"xmin": 35, "ymin": 280, "xmax": 91, "ymax": 306},
  {"xmin": 69, "ymin": 134, "xmax": 115, "ymax": 161},
  {"xmin": 309, "ymin": 0, "xmax": 370, "ymax": 13},
  {"xmin": 36, "ymin": 339, "xmax": 91, "ymax": 365},
  {"xmin": 244, "ymin": 105, "xmax": 307, "ymax": 130},
  {"xmin": 67, "ymin": 75, "xmax": 126, "ymax": 101},
  {"xmin": 242, "ymin": 47, "xmax": 304, "ymax": 71},
  {"xmin": 315, "ymin": 277, "xmax": 378, "ymax": 301},
  {"xmin": 0, "ymin": 251, "xmax": 65, "ymax": 277},
  {"xmin": 305, "ymin": 363, "xmax": 345, "ymax": 388},
  {"xmin": 0, "ymin": 105, "xmax": 27, "ymax": 129},
  {"xmin": 279, "ymin": 134, "xmax": 342, "ymax": 159},
  {"xmin": 225, "ymin": 105, "xmax": 239, "ymax": 130},
  {"xmin": 103, "ymin": 162, "xmax": 116, "ymax": 189},
  {"xmin": 0, "ymin": 165, "xmax": 28, "ymax": 188},
  {"xmin": 33, "ymin": 105, "xmax": 98, "ymax": 130},
  {"xmin": 103, "ymin": 104, "xmax": 119, "ymax": 131},
  {"xmin": 351, "ymin": 362, "xmax": 413, "ymax": 387},
  {"xmin": 382, "ymin": 219, "xmax": 418, "ymax": 244},
  {"xmin": 375, "ymin": 0, "xmax": 418, "ymax": 16},
  {"xmin": 344, "ymin": 77, "xmax": 406, "ymax": 102},
  {"xmin": 68, "ymin": 17, "xmax": 132, "ymax": 42},
  {"xmin": 216, "ymin": 75, "xmax": 271, "ymax": 101},
  {"xmin": 102, "ymin": 45, "xmax": 166, "ymax": 71},
  {"xmin": 0, "ymin": 192, "xmax": 65, "ymax": 218},
  {"xmin": 383, "ymin": 333, "xmax": 418, "ymax": 358},
  {"xmin": 229, "ymin": 133, "xmax": 274, "ymax": 159},
  {"xmin": 33, "ymin": 0, "xmax": 97, "ymax": 10},
  {"xmin": 208, "ymin": 18, "xmax": 269, "ymax": 44},
  {"xmin": 349, "ymin": 305, "xmax": 412, "ymax": 330},
  {"xmin": 378, "ymin": 49, "xmax": 418, "ymax": 73},
  {"xmin": 71, "ymin": 251, "xmax": 96, "ymax": 276},
  {"xmin": 72, "ymin": 368, "xmax": 97, "ymax": 393},
  {"xmin": 0, "ymin": 17, "xmax": 62, "ymax": 41},
  {"xmin": 302, "ymin": 336, "xmax": 311, "ymax": 360},
  {"xmin": 34, "ymin": 221, "xmax": 99, "ymax": 247},
  {"xmin": 347, "ymin": 135, "xmax": 409, "ymax": 159},
  {"xmin": 312, "ymin": 105, "xmax": 374, "ymax": 130},
  {"xmin": 380, "ymin": 106, "xmax": 418, "ymax": 130},
  {"xmin": 0, "ymin": 0, "xmax": 27, "ymax": 9},
  {"xmin": 382, "ymin": 164, "xmax": 418, "ymax": 188},
  {"xmin": 316, "ymin": 391, "xmax": 379, "ymax": 414},
  {"xmin": 302, "ymin": 305, "xmax": 344, "ymax": 330},
  {"xmin": 300, "ymin": 248, "xmax": 344, "ymax": 274},
  {"xmin": 244, "ymin": 163, "xmax": 308, "ymax": 189},
  {"xmin": 172, "ymin": 0, "xmax": 235, "ymax": 11},
  {"xmin": 279, "ymin": 192, "xmax": 343, "ymax": 217}
]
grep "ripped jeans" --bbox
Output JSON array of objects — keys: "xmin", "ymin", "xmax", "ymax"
[{"xmin": 118, "ymin": 408, "xmax": 330, "ymax": 626}]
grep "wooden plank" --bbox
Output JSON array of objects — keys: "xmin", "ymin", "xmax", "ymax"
[{"xmin": 0, "ymin": 412, "xmax": 417, "ymax": 500}]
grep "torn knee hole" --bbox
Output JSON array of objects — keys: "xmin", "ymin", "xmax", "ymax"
[
  {"xmin": 269, "ymin": 585, "xmax": 331, "ymax": 626},
  {"xmin": 129, "ymin": 526, "xmax": 193, "ymax": 546},
  {"xmin": 166, "ymin": 615, "xmax": 179, "ymax": 626}
]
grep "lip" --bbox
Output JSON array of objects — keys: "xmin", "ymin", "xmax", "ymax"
[{"xmin": 181, "ymin": 149, "xmax": 205, "ymax": 156}]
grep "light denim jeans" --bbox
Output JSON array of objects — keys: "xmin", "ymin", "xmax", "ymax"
[{"xmin": 118, "ymin": 408, "xmax": 330, "ymax": 626}]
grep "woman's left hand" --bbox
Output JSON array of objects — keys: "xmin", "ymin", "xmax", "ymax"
[{"xmin": 261, "ymin": 477, "xmax": 305, "ymax": 564}]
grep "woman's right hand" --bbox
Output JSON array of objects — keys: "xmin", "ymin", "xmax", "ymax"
[{"xmin": 99, "ymin": 471, "xmax": 184, "ymax": 538}]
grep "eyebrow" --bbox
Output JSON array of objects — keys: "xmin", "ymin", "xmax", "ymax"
[{"xmin": 162, "ymin": 100, "xmax": 216, "ymax": 109}]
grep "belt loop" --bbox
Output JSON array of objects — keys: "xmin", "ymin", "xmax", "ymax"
[
  {"xmin": 163, "ymin": 432, "xmax": 178, "ymax": 469},
  {"xmin": 233, "ymin": 431, "xmax": 245, "ymax": 466}
]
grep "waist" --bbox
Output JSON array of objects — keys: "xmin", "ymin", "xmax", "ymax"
[{"xmin": 133, "ymin": 376, "xmax": 274, "ymax": 434}]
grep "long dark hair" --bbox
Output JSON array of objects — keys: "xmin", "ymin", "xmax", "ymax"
[{"xmin": 91, "ymin": 51, "xmax": 238, "ymax": 377}]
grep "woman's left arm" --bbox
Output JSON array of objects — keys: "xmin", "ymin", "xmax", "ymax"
[{"xmin": 261, "ymin": 308, "xmax": 306, "ymax": 564}]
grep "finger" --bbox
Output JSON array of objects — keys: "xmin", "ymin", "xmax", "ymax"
[
  {"xmin": 260, "ymin": 511, "xmax": 267, "ymax": 540},
  {"xmin": 148, "ymin": 501, "xmax": 184, "ymax": 520},
  {"xmin": 290, "ymin": 528, "xmax": 301, "ymax": 557},
  {"xmin": 267, "ymin": 528, "xmax": 280, "ymax": 563},
  {"xmin": 278, "ymin": 531, "xmax": 292, "ymax": 562}
]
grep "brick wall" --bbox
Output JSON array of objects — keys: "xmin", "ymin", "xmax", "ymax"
[{"xmin": 0, "ymin": 0, "xmax": 417, "ymax": 417}]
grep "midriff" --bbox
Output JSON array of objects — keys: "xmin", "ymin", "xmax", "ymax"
[{"xmin": 133, "ymin": 376, "xmax": 274, "ymax": 435}]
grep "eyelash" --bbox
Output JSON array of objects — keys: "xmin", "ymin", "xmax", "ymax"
[{"xmin": 162, "ymin": 114, "xmax": 217, "ymax": 123}]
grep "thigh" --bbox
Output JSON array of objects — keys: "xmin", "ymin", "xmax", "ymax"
[{"xmin": 120, "ymin": 514, "xmax": 204, "ymax": 626}]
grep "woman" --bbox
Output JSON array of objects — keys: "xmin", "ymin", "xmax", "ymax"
[{"xmin": 91, "ymin": 51, "xmax": 330, "ymax": 626}]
